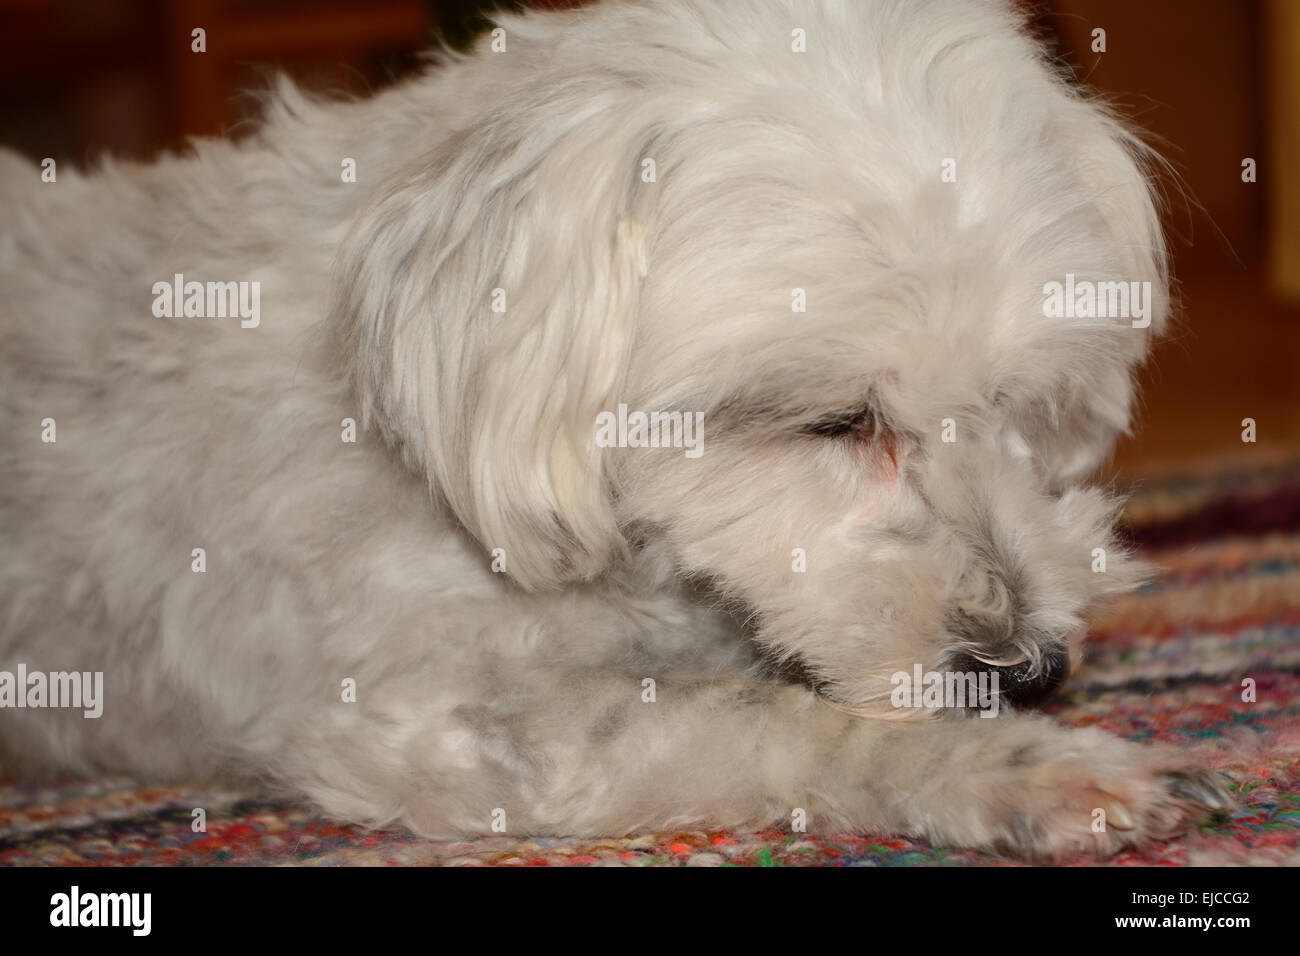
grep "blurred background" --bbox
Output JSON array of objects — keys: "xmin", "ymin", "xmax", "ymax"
[{"xmin": 1, "ymin": 0, "xmax": 1296, "ymax": 478}]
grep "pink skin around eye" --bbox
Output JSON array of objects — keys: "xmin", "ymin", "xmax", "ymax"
[
  {"xmin": 866, "ymin": 422, "xmax": 902, "ymax": 480},
  {"xmin": 850, "ymin": 431, "xmax": 900, "ymax": 521},
  {"xmin": 878, "ymin": 430, "xmax": 901, "ymax": 478}
]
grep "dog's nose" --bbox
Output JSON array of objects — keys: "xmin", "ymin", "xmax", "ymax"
[{"xmin": 948, "ymin": 650, "xmax": 1068, "ymax": 710}]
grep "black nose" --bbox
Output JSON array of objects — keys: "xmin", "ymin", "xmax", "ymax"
[{"xmin": 947, "ymin": 651, "xmax": 1068, "ymax": 710}]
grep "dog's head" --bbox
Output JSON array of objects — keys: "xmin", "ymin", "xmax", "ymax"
[{"xmin": 332, "ymin": 0, "xmax": 1168, "ymax": 712}]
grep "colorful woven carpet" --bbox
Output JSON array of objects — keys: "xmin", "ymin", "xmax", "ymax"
[{"xmin": 3, "ymin": 460, "xmax": 1298, "ymax": 866}]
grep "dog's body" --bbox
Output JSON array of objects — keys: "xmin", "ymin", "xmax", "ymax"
[{"xmin": 1, "ymin": 0, "xmax": 1229, "ymax": 857}]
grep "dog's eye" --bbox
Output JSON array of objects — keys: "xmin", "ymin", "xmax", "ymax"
[{"xmin": 804, "ymin": 407, "xmax": 878, "ymax": 440}]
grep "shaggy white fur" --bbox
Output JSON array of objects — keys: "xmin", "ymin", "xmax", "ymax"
[{"xmin": 0, "ymin": 0, "xmax": 1230, "ymax": 858}]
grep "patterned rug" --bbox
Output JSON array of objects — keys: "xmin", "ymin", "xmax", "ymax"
[{"xmin": 3, "ymin": 460, "xmax": 1299, "ymax": 866}]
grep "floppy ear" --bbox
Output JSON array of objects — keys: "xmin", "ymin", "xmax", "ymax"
[
  {"xmin": 330, "ymin": 91, "xmax": 657, "ymax": 590},
  {"xmin": 1036, "ymin": 100, "xmax": 1172, "ymax": 486},
  {"xmin": 1067, "ymin": 103, "xmax": 1170, "ymax": 336}
]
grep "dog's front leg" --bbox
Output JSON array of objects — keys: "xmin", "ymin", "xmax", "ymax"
[
  {"xmin": 560, "ymin": 687, "xmax": 1230, "ymax": 859},
  {"xmin": 279, "ymin": 672, "xmax": 1228, "ymax": 858}
]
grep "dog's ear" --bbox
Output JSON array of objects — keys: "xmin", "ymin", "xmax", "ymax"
[
  {"xmin": 1068, "ymin": 105, "xmax": 1170, "ymax": 335},
  {"xmin": 330, "ymin": 96, "xmax": 657, "ymax": 590},
  {"xmin": 1036, "ymin": 101, "xmax": 1172, "ymax": 485}
]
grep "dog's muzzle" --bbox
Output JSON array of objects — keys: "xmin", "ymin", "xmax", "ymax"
[{"xmin": 947, "ymin": 650, "xmax": 1068, "ymax": 710}]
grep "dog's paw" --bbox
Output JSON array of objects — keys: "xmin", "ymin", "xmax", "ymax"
[
  {"xmin": 928, "ymin": 727, "xmax": 1233, "ymax": 860},
  {"xmin": 990, "ymin": 751, "xmax": 1232, "ymax": 860}
]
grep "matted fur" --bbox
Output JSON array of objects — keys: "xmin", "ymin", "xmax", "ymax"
[{"xmin": 0, "ymin": 0, "xmax": 1229, "ymax": 858}]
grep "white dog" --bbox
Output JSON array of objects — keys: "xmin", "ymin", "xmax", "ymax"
[{"xmin": 0, "ymin": 0, "xmax": 1230, "ymax": 859}]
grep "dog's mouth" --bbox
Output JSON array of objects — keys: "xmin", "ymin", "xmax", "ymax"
[
  {"xmin": 944, "ymin": 649, "xmax": 1069, "ymax": 710},
  {"xmin": 709, "ymin": 581, "xmax": 1070, "ymax": 712},
  {"xmin": 941, "ymin": 604, "xmax": 1072, "ymax": 710}
]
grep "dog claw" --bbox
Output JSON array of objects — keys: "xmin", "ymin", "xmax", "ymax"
[
  {"xmin": 1095, "ymin": 791, "xmax": 1135, "ymax": 830},
  {"xmin": 1161, "ymin": 770, "xmax": 1233, "ymax": 811}
]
